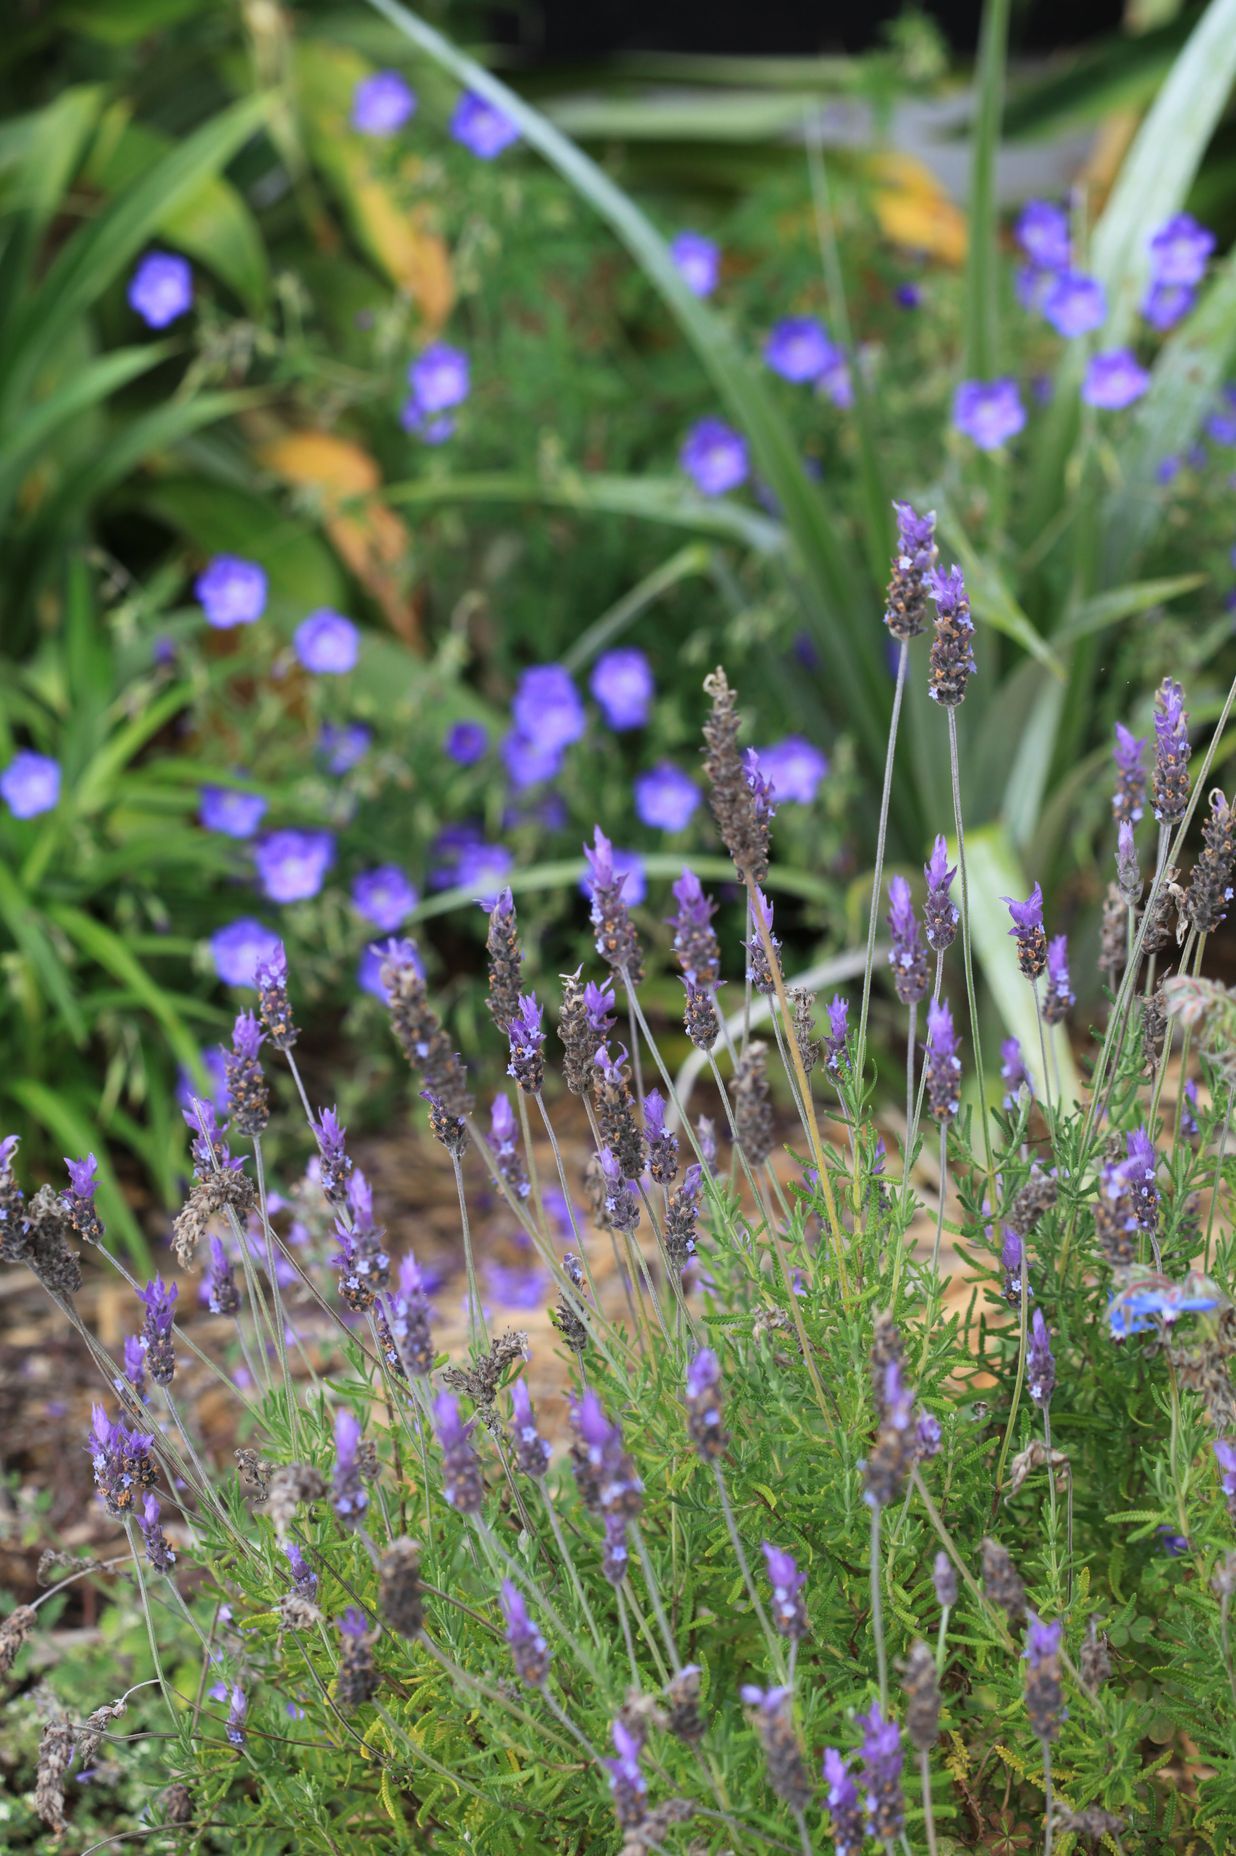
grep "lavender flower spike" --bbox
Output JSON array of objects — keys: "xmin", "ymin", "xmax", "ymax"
[
  {"xmin": 226, "ymin": 1011, "xmax": 269, "ymax": 1136},
  {"xmin": 643, "ymin": 1089, "xmax": 679, "ymax": 1187},
  {"xmin": 607, "ymin": 1718, "xmax": 648, "ymax": 1829},
  {"xmin": 510, "ymin": 1379, "xmax": 551, "ymax": 1478},
  {"xmin": 1023, "ymin": 1614, "xmax": 1064, "ymax": 1742},
  {"xmin": 489, "ymin": 1093, "xmax": 529, "ymax": 1201},
  {"xmin": 63, "ymin": 1154, "xmax": 104, "ymax": 1246},
  {"xmin": 226, "ymin": 1684, "xmax": 248, "ymax": 1747},
  {"xmin": 139, "ymin": 1276, "xmax": 177, "ymax": 1386},
  {"xmin": 434, "ymin": 1391, "xmax": 485, "ymax": 1514},
  {"xmin": 927, "ymin": 565, "xmax": 977, "ymax": 706},
  {"xmin": 506, "ymin": 992, "xmax": 545, "ymax": 1094},
  {"xmin": 137, "ymin": 1494, "xmax": 176, "ymax": 1573},
  {"xmin": 685, "ymin": 1347, "xmax": 728, "ymax": 1460},
  {"xmin": 584, "ymin": 825, "xmax": 644, "ymax": 983},
  {"xmin": 1116, "ymin": 819, "xmax": 1141, "ymax": 904},
  {"xmin": 863, "ymin": 1359, "xmax": 916, "ymax": 1508},
  {"xmin": 823, "ymin": 1746, "xmax": 865, "ymax": 1854},
  {"xmin": 1112, "ymin": 722, "xmax": 1147, "ymax": 827},
  {"xmin": 1001, "ymin": 883, "xmax": 1047, "ymax": 981},
  {"xmin": 1042, "ymin": 934, "xmax": 1075, "ymax": 1025},
  {"xmin": 923, "ymin": 835, "xmax": 958, "ymax": 953},
  {"xmin": 255, "ymin": 940, "xmax": 299, "ymax": 1051},
  {"xmin": 1001, "ymin": 1036, "xmax": 1030, "ymax": 1110},
  {"xmin": 858, "ymin": 1701, "xmax": 905, "ymax": 1841},
  {"xmin": 332, "ymin": 1408, "xmax": 368, "ymax": 1527},
  {"xmin": 887, "ymin": 875, "xmax": 928, "ymax": 1004},
  {"xmin": 762, "ymin": 1542, "xmax": 807, "ymax": 1641},
  {"xmin": 884, "ymin": 500, "xmax": 937, "ymax": 642},
  {"xmin": 89, "ymin": 1404, "xmax": 156, "ymax": 1516},
  {"xmin": 668, "ymin": 866, "xmax": 720, "ymax": 984},
  {"xmin": 925, "ymin": 999, "xmax": 962, "ymax": 1123},
  {"xmin": 824, "ymin": 995, "xmax": 849, "ymax": 1076},
  {"xmin": 742, "ymin": 1685, "xmax": 811, "ymax": 1813},
  {"xmin": 205, "ymin": 1235, "xmax": 240, "ymax": 1317},
  {"xmin": 500, "ymin": 1580, "xmax": 551, "ymax": 1688},
  {"xmin": 1152, "ymin": 677, "xmax": 1191, "ymax": 822},
  {"xmin": 1028, "ymin": 1309, "xmax": 1055, "ymax": 1407}
]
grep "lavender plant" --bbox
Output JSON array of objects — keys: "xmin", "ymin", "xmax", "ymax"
[{"xmin": 3, "ymin": 575, "xmax": 1234, "ymax": 1856}]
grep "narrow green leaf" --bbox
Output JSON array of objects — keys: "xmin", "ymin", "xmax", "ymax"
[
  {"xmin": 561, "ymin": 543, "xmax": 712, "ymax": 674},
  {"xmin": 0, "ymin": 343, "xmax": 169, "ymax": 508},
  {"xmin": 1060, "ymin": 574, "xmax": 1205, "ymax": 642},
  {"xmin": 935, "ymin": 499, "xmax": 1063, "ymax": 677},
  {"xmin": 0, "ymin": 861, "xmax": 87, "ymax": 1044},
  {"xmin": 962, "ymin": 0, "xmax": 1011, "ymax": 381},
  {"xmin": 45, "ymin": 903, "xmax": 203, "ymax": 1077},
  {"xmin": 0, "ymin": 85, "xmax": 105, "ymax": 342}
]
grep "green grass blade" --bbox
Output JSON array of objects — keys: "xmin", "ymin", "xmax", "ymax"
[
  {"xmin": 561, "ymin": 543, "xmax": 713, "ymax": 674},
  {"xmin": 6, "ymin": 1076, "xmax": 151, "ymax": 1272},
  {"xmin": 46, "ymin": 903, "xmax": 204, "ymax": 1078},
  {"xmin": 0, "ymin": 343, "xmax": 169, "ymax": 512},
  {"xmin": 962, "ymin": 0, "xmax": 1011, "ymax": 382},
  {"xmin": 0, "ymin": 85, "xmax": 105, "ymax": 342},
  {"xmin": 1060, "ymin": 574, "xmax": 1206, "ymax": 642},
  {"xmin": 0, "ymin": 860, "xmax": 87, "ymax": 1044}
]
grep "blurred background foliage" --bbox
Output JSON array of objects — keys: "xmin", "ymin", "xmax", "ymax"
[{"xmin": 0, "ymin": 0, "xmax": 1234, "ymax": 1255}]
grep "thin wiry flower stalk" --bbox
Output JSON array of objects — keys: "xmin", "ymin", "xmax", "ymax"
[
  {"xmin": 857, "ymin": 641, "xmax": 909, "ymax": 1089},
  {"xmin": 946, "ymin": 709, "xmax": 997, "ymax": 1204}
]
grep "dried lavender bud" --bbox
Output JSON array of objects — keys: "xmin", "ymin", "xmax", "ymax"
[
  {"xmin": 743, "ymin": 1685, "xmax": 811, "ymax": 1814},
  {"xmin": 928, "ymin": 565, "xmax": 976, "ymax": 707},
  {"xmin": 1126, "ymin": 1127, "xmax": 1160, "ymax": 1239},
  {"xmin": 643, "ymin": 1090, "xmax": 679, "ymax": 1187},
  {"xmin": 510, "ymin": 1379, "xmax": 551, "ymax": 1477},
  {"xmin": 137, "ymin": 1494, "xmax": 176, "ymax": 1572},
  {"xmin": 763, "ymin": 1542, "xmax": 807, "ymax": 1642},
  {"xmin": 665, "ymin": 1163, "xmax": 702, "ymax": 1278},
  {"xmin": 1008, "ymin": 1164, "xmax": 1058, "ymax": 1236},
  {"xmin": 337, "ymin": 1609, "xmax": 378, "ymax": 1707},
  {"xmin": 1002, "ymin": 883, "xmax": 1047, "ymax": 982},
  {"xmin": 1080, "ymin": 1616, "xmax": 1112, "ymax": 1690},
  {"xmin": 923, "ymin": 835, "xmax": 958, "ymax": 953},
  {"xmin": 681, "ymin": 972, "xmax": 720, "ymax": 1050},
  {"xmin": 932, "ymin": 1551, "xmax": 957, "ymax": 1608},
  {"xmin": 1112, "ymin": 722, "xmax": 1147, "ymax": 827},
  {"xmin": 162, "ymin": 1782, "xmax": 194, "ymax": 1826},
  {"xmin": 1152, "ymin": 677, "xmax": 1191, "ymax": 823},
  {"xmin": 137, "ymin": 1275, "xmax": 176, "ymax": 1386},
  {"xmin": 585, "ymin": 826, "xmax": 644, "ymax": 983},
  {"xmin": 383, "ymin": 1254, "xmax": 435, "ymax": 1378},
  {"xmin": 744, "ymin": 887, "xmax": 780, "ymax": 996},
  {"xmin": 1116, "ymin": 820, "xmax": 1141, "ymax": 904},
  {"xmin": 267, "ymin": 1462, "xmax": 325, "ymax": 1543},
  {"xmin": 607, "ymin": 1718, "xmax": 649, "ymax": 1829},
  {"xmin": 558, "ymin": 970, "xmax": 596, "ymax": 1097},
  {"xmin": 789, "ymin": 988, "xmax": 821, "ymax": 1078},
  {"xmin": 226, "ymin": 1012, "xmax": 269, "ymax": 1135},
  {"xmin": 884, "ymin": 500, "xmax": 937, "ymax": 642},
  {"xmin": 901, "ymin": 1639, "xmax": 940, "ymax": 1751},
  {"xmin": 256, "ymin": 942, "xmax": 299, "ymax": 1050},
  {"xmin": 864, "ymin": 1360, "xmax": 916, "ymax": 1509},
  {"xmin": 422, "ymin": 1089, "xmax": 468, "ymax": 1158},
  {"xmin": 684, "ymin": 1348, "xmax": 728, "ymax": 1460},
  {"xmin": 488, "ymin": 1095, "xmax": 528, "ymax": 1204},
  {"xmin": 702, "ymin": 668, "xmax": 771, "ymax": 884},
  {"xmin": 1024, "ymin": 1613, "xmax": 1064, "ymax": 1742},
  {"xmin": 506, "ymin": 992, "xmax": 545, "ymax": 1094},
  {"xmin": 89, "ymin": 1404, "xmax": 156, "ymax": 1517},
  {"xmin": 75, "ymin": 1699, "xmax": 126, "ymax": 1769},
  {"xmin": 871, "ymin": 1310, "xmax": 904, "ymax": 1401},
  {"xmin": 823, "ymin": 1746, "xmax": 865, "ymax": 1853},
  {"xmin": 0, "ymin": 1134, "xmax": 28, "ymax": 1262},
  {"xmin": 332, "ymin": 1408, "xmax": 368, "ymax": 1527},
  {"xmin": 500, "ymin": 1580, "xmax": 550, "ymax": 1687},
  {"xmin": 25, "ymin": 1185, "xmax": 81, "ymax": 1294},
  {"xmin": 888, "ymin": 875, "xmax": 929, "ymax": 1005},
  {"xmin": 1098, "ymin": 881, "xmax": 1127, "ymax": 985},
  {"xmin": 1141, "ymin": 865, "xmax": 1182, "ymax": 954},
  {"xmin": 1042, "ymin": 935, "xmax": 1075, "ymax": 1025},
  {"xmin": 981, "ymin": 1537, "xmax": 1026, "ymax": 1620},
  {"xmin": 1185, "ymin": 790, "xmax": 1235, "ymax": 934},
  {"xmin": 379, "ymin": 1537, "xmax": 424, "ymax": 1638},
  {"xmin": 732, "ymin": 1040, "xmax": 775, "ymax": 1166},
  {"xmin": 1028, "ymin": 1309, "xmax": 1055, "ymax": 1407},
  {"xmin": 593, "ymin": 1045, "xmax": 646, "ymax": 1181},
  {"xmin": 485, "ymin": 887, "xmax": 523, "ymax": 1033},
  {"xmin": 666, "ymin": 1663, "xmax": 705, "ymax": 1742},
  {"xmin": 62, "ymin": 1154, "xmax": 104, "ymax": 1246},
  {"xmin": 668, "ymin": 868, "xmax": 720, "ymax": 985},
  {"xmin": 0, "ymin": 1604, "xmax": 37, "ymax": 1677},
  {"xmin": 383, "ymin": 945, "xmax": 473, "ymax": 1119},
  {"xmin": 925, "ymin": 999, "xmax": 962, "ymax": 1123},
  {"xmin": 1142, "ymin": 989, "xmax": 1167, "ymax": 1077},
  {"xmin": 434, "ymin": 1391, "xmax": 485, "ymax": 1514},
  {"xmin": 172, "ymin": 1163, "xmax": 255, "ymax": 1270},
  {"xmin": 550, "ymin": 1278, "xmax": 590, "ymax": 1357},
  {"xmin": 35, "ymin": 1715, "xmax": 73, "ymax": 1832},
  {"xmin": 278, "ymin": 1592, "xmax": 322, "ymax": 1633},
  {"xmin": 824, "ymin": 996, "xmax": 850, "ymax": 1077}
]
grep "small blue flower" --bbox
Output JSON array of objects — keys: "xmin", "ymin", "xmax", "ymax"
[
  {"xmin": 670, "ymin": 231, "xmax": 720, "ymax": 297},
  {"xmin": 634, "ymin": 763, "xmax": 699, "ymax": 832},
  {"xmin": 451, "ymin": 91, "xmax": 519, "ymax": 159},
  {"xmin": 195, "ymin": 556, "xmax": 267, "ymax": 630},
  {"xmin": 680, "ymin": 418, "xmax": 748, "ymax": 495},
  {"xmin": 317, "ymin": 723, "xmax": 371, "ymax": 774},
  {"xmin": 1082, "ymin": 350, "xmax": 1150, "ymax": 411},
  {"xmin": 512, "ymin": 665, "xmax": 585, "ymax": 752},
  {"xmin": 128, "ymin": 252, "xmax": 192, "ymax": 329},
  {"xmin": 1, "ymin": 752, "xmax": 60, "ymax": 819},
  {"xmin": 444, "ymin": 720, "xmax": 488, "ymax": 765},
  {"xmin": 254, "ymin": 830, "xmax": 335, "ymax": 904},
  {"xmin": 590, "ymin": 649, "xmax": 653, "ymax": 731},
  {"xmin": 352, "ymin": 71, "xmax": 417, "ymax": 136},
  {"xmin": 952, "ymin": 379, "xmax": 1026, "ymax": 451},
  {"xmin": 351, "ymin": 866, "xmax": 418, "ymax": 932},
  {"xmin": 1041, "ymin": 272, "xmax": 1106, "ymax": 339},
  {"xmin": 200, "ymin": 784, "xmax": 267, "ymax": 840},
  {"xmin": 294, "ymin": 611, "xmax": 359, "ymax": 674},
  {"xmin": 764, "ymin": 317, "xmax": 837, "ymax": 384},
  {"xmin": 757, "ymin": 737, "xmax": 829, "ymax": 805}
]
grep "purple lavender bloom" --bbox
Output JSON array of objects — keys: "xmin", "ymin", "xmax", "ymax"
[
  {"xmin": 199, "ymin": 783, "xmax": 267, "ymax": 839},
  {"xmin": 500, "ymin": 1580, "xmax": 550, "ymax": 1687},
  {"xmin": 507, "ymin": 992, "xmax": 545, "ymax": 1094},
  {"xmin": 1214, "ymin": 1439, "xmax": 1236, "ymax": 1509},
  {"xmin": 923, "ymin": 835, "xmax": 958, "ymax": 953},
  {"xmin": 1042, "ymin": 272, "xmax": 1106, "ymax": 339},
  {"xmin": 285, "ymin": 1540, "xmax": 318, "ymax": 1596},
  {"xmin": 917, "ymin": 1410, "xmax": 942, "ymax": 1459},
  {"xmin": 644, "ymin": 1089, "xmax": 679, "ymax": 1187},
  {"xmin": 1015, "ymin": 200, "xmax": 1071, "ymax": 272},
  {"xmin": 121, "ymin": 1334, "xmax": 147, "ymax": 1401},
  {"xmin": 685, "ymin": 1346, "xmax": 727, "ymax": 1460},
  {"xmin": 1043, "ymin": 934, "xmax": 1075, "ymax": 1022},
  {"xmin": 205, "ymin": 1235, "xmax": 240, "ymax": 1317},
  {"xmin": 1, "ymin": 752, "xmax": 60, "ymax": 819},
  {"xmin": 1001, "ymin": 1226, "xmax": 1025, "ymax": 1303},
  {"xmin": 294, "ymin": 611, "xmax": 359, "ymax": 675},
  {"xmin": 512, "ymin": 665, "xmax": 585, "ymax": 753},
  {"xmin": 1148, "ymin": 213, "xmax": 1215, "ymax": 287},
  {"xmin": 823, "ymin": 1746, "xmax": 865, "ymax": 1854},
  {"xmin": 1028, "ymin": 1308, "xmax": 1055, "ymax": 1406},
  {"xmin": 445, "ymin": 720, "xmax": 488, "ymax": 765},
  {"xmin": 758, "ymin": 736, "xmax": 829, "ymax": 805},
  {"xmin": 139, "ymin": 1276, "xmax": 177, "ymax": 1386},
  {"xmin": 318, "ymin": 722, "xmax": 371, "ymax": 774},
  {"xmin": 764, "ymin": 316, "xmax": 837, "ymax": 383},
  {"xmin": 1182, "ymin": 1077, "xmax": 1200, "ymax": 1140},
  {"xmin": 762, "ymin": 1541, "xmax": 807, "ymax": 1641},
  {"xmin": 825, "ymin": 995, "xmax": 849, "ymax": 1075},
  {"xmin": 358, "ymin": 936, "xmax": 420, "ymax": 1001},
  {"xmin": 1082, "ymin": 350, "xmax": 1150, "ymax": 410},
  {"xmin": 1152, "ymin": 677, "xmax": 1190, "ymax": 821},
  {"xmin": 887, "ymin": 874, "xmax": 928, "ymax": 1005},
  {"xmin": 194, "ymin": 556, "xmax": 267, "ymax": 630},
  {"xmin": 332, "ymin": 1408, "xmax": 368, "ymax": 1526},
  {"xmin": 585, "ymin": 977, "xmax": 617, "ymax": 1039},
  {"xmin": 1000, "ymin": 1039, "xmax": 1030, "ymax": 1112},
  {"xmin": 590, "ymin": 648, "xmax": 653, "ymax": 730},
  {"xmin": 1142, "ymin": 281, "xmax": 1196, "ymax": 331},
  {"xmin": 137, "ymin": 1494, "xmax": 176, "ymax": 1572},
  {"xmin": 1126, "ymin": 1126, "xmax": 1160, "ymax": 1236},
  {"xmin": 634, "ymin": 763, "xmax": 699, "ymax": 832},
  {"xmin": 670, "ymin": 230, "xmax": 720, "ymax": 297},
  {"xmin": 311, "ymin": 1106, "xmax": 352, "ymax": 1206},
  {"xmin": 952, "ymin": 378, "xmax": 1026, "ymax": 451},
  {"xmin": 510, "ymin": 1379, "xmax": 551, "ymax": 1477},
  {"xmin": 434, "ymin": 1390, "xmax": 485, "ymax": 1513},
  {"xmin": 680, "ymin": 417, "xmax": 749, "ymax": 495},
  {"xmin": 351, "ymin": 866, "xmax": 417, "ymax": 933},
  {"xmin": 62, "ymin": 1154, "xmax": 103, "ymax": 1245},
  {"xmin": 1001, "ymin": 883, "xmax": 1046, "ymax": 979},
  {"xmin": 88, "ymin": 1404, "xmax": 156, "ymax": 1517},
  {"xmin": 581, "ymin": 836, "xmax": 647, "ymax": 911},
  {"xmin": 606, "ymin": 1718, "xmax": 648, "ymax": 1828},
  {"xmin": 1113, "ymin": 722, "xmax": 1147, "ymax": 825},
  {"xmin": 858, "ymin": 1702, "xmax": 905, "ymax": 1840},
  {"xmin": 451, "ymin": 91, "xmax": 519, "ymax": 159},
  {"xmin": 351, "ymin": 70, "xmax": 417, "ymax": 135},
  {"xmin": 128, "ymin": 252, "xmax": 192, "ymax": 328},
  {"xmin": 254, "ymin": 829, "xmax": 334, "ymax": 904},
  {"xmin": 925, "ymin": 999, "xmax": 961, "ymax": 1122},
  {"xmin": 384, "ymin": 1252, "xmax": 435, "ymax": 1378},
  {"xmin": 225, "ymin": 1684, "xmax": 248, "ymax": 1748},
  {"xmin": 489, "ymin": 1093, "xmax": 529, "ymax": 1202}
]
